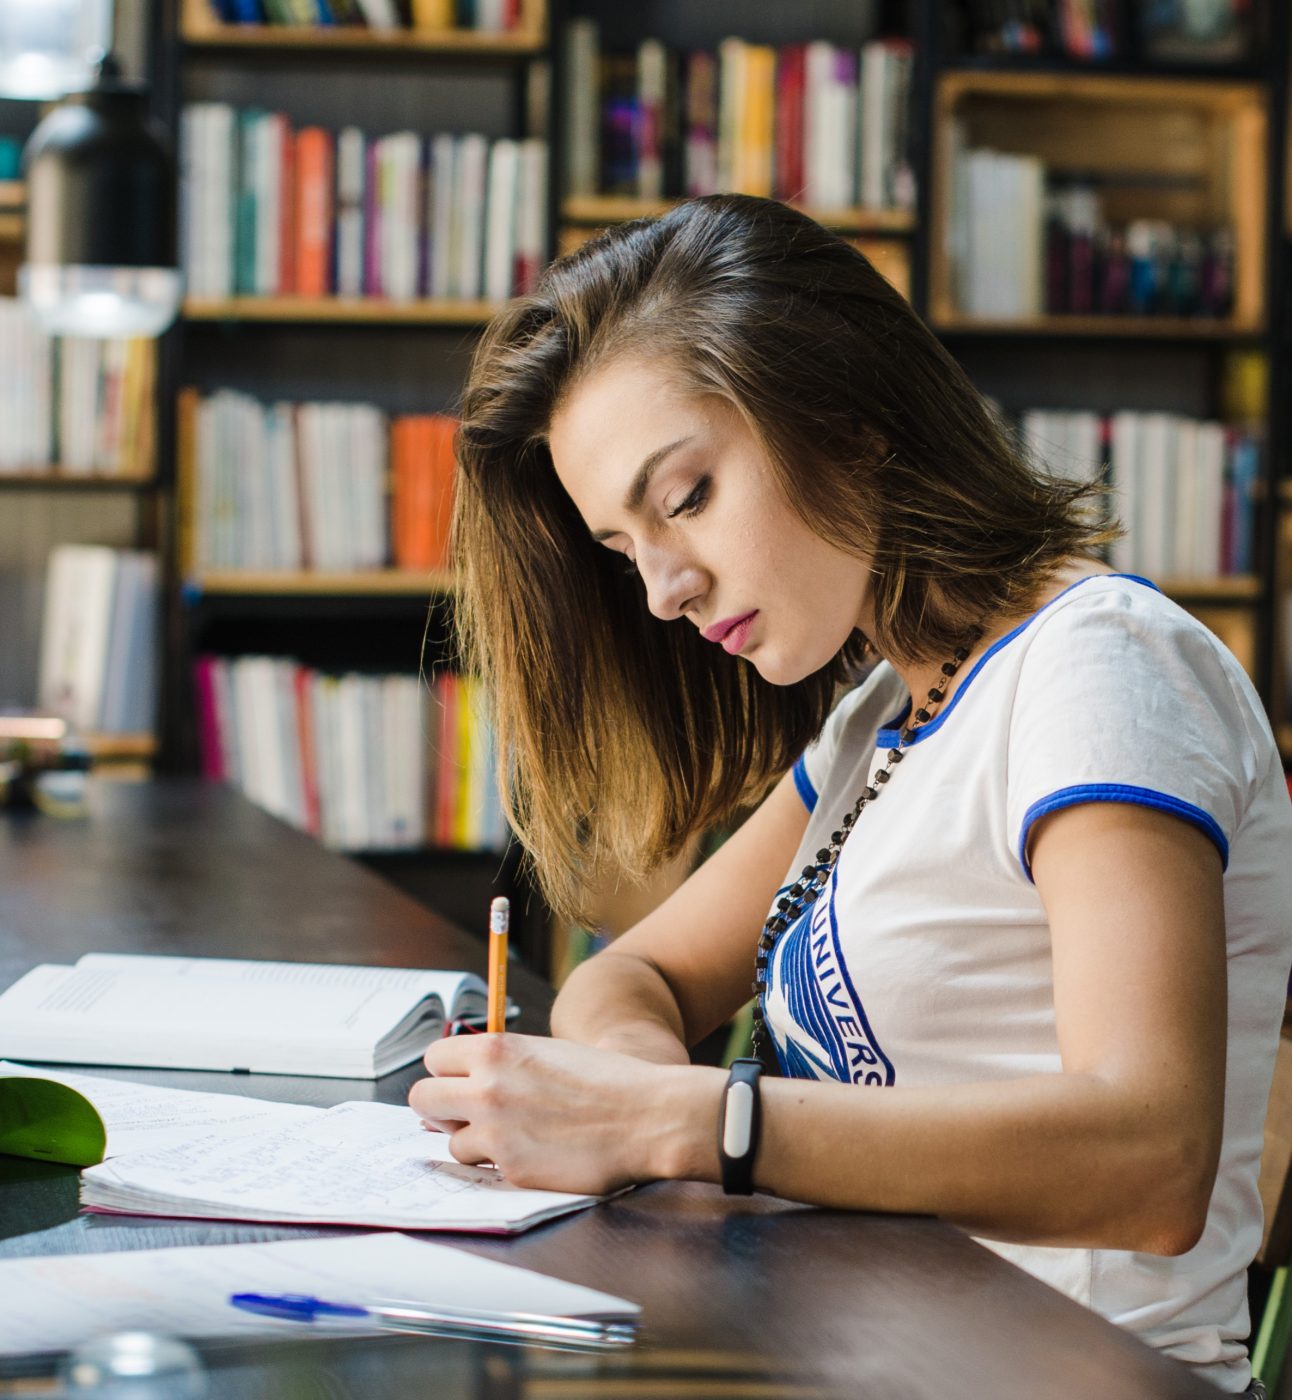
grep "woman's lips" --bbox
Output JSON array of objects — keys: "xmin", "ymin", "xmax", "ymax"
[{"xmin": 717, "ymin": 612, "xmax": 757, "ymax": 655}]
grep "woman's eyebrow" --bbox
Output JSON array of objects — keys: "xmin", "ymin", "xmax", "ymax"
[{"xmin": 590, "ymin": 435, "xmax": 694, "ymax": 542}]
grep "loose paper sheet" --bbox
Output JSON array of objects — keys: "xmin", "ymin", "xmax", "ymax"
[{"xmin": 0, "ymin": 1232, "xmax": 639, "ymax": 1357}]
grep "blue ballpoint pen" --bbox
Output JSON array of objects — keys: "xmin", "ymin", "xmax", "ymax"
[{"xmin": 229, "ymin": 1292, "xmax": 639, "ymax": 1350}]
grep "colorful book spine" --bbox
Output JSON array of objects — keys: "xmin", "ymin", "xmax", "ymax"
[{"xmin": 181, "ymin": 105, "xmax": 547, "ymax": 304}]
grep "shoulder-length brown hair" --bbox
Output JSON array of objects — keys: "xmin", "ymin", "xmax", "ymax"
[{"xmin": 451, "ymin": 194, "xmax": 1113, "ymax": 923}]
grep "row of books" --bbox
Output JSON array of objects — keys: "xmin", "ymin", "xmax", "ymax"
[
  {"xmin": 1021, "ymin": 408, "xmax": 1259, "ymax": 579},
  {"xmin": 0, "ymin": 301, "xmax": 155, "ymax": 477},
  {"xmin": 194, "ymin": 657, "xmax": 507, "ymax": 853},
  {"xmin": 956, "ymin": 0, "xmax": 1254, "ymax": 64},
  {"xmin": 950, "ymin": 146, "xmax": 1237, "ymax": 319},
  {"xmin": 202, "ymin": 0, "xmax": 529, "ymax": 34},
  {"xmin": 180, "ymin": 106, "xmax": 547, "ymax": 302},
  {"xmin": 564, "ymin": 23, "xmax": 914, "ymax": 211},
  {"xmin": 37, "ymin": 546, "xmax": 159, "ymax": 735},
  {"xmin": 183, "ymin": 388, "xmax": 455, "ymax": 573}
]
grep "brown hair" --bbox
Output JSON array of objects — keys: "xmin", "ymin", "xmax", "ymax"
[{"xmin": 451, "ymin": 194, "xmax": 1114, "ymax": 922}]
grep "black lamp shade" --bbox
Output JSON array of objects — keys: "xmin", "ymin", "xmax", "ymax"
[{"xmin": 24, "ymin": 87, "xmax": 175, "ymax": 271}]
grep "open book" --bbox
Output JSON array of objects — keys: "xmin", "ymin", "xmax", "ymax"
[
  {"xmin": 81, "ymin": 1100, "xmax": 608, "ymax": 1234},
  {"xmin": 0, "ymin": 954, "xmax": 496, "ymax": 1078}
]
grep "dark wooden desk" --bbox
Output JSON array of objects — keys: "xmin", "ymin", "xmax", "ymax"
[{"xmin": 0, "ymin": 780, "xmax": 1216, "ymax": 1399}]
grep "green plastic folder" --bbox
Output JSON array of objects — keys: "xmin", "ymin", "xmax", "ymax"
[{"xmin": 0, "ymin": 1076, "xmax": 106, "ymax": 1167}]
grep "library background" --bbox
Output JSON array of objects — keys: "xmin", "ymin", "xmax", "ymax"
[{"xmin": 0, "ymin": 2, "xmax": 1289, "ymax": 972}]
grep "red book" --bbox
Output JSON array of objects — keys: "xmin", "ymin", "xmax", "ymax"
[
  {"xmin": 295, "ymin": 128, "xmax": 335, "ymax": 298},
  {"xmin": 193, "ymin": 655, "xmax": 224, "ymax": 782},
  {"xmin": 774, "ymin": 44, "xmax": 806, "ymax": 204},
  {"xmin": 278, "ymin": 124, "xmax": 297, "ymax": 296}
]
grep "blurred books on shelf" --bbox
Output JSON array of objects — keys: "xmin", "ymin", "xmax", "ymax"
[
  {"xmin": 180, "ymin": 106, "xmax": 547, "ymax": 302},
  {"xmin": 0, "ymin": 301, "xmax": 156, "ymax": 478},
  {"xmin": 178, "ymin": 388, "xmax": 455, "ymax": 575},
  {"xmin": 37, "ymin": 546, "xmax": 159, "ymax": 736},
  {"xmin": 194, "ymin": 658, "xmax": 506, "ymax": 853},
  {"xmin": 1020, "ymin": 407, "xmax": 1259, "ymax": 579},
  {"xmin": 953, "ymin": 0, "xmax": 1256, "ymax": 65},
  {"xmin": 194, "ymin": 0, "xmax": 534, "ymax": 35},
  {"xmin": 563, "ymin": 22, "xmax": 914, "ymax": 211},
  {"xmin": 948, "ymin": 145, "xmax": 1236, "ymax": 320}
]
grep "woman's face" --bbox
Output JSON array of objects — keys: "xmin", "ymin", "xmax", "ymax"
[{"xmin": 547, "ymin": 355, "xmax": 876, "ymax": 686}]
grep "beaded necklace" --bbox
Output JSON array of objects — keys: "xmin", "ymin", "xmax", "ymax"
[{"xmin": 750, "ymin": 628, "xmax": 984, "ymax": 1069}]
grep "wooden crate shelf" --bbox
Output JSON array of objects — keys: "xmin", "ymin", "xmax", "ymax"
[{"xmin": 930, "ymin": 70, "xmax": 1267, "ymax": 329}]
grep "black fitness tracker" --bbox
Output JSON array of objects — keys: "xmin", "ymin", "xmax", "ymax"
[{"xmin": 718, "ymin": 1057, "xmax": 763, "ymax": 1195}]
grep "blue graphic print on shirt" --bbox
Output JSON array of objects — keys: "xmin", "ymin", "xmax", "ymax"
[{"xmin": 766, "ymin": 866, "xmax": 894, "ymax": 1086}]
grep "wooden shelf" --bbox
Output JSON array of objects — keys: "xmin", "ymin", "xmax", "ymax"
[
  {"xmin": 937, "ymin": 68, "xmax": 1265, "ymax": 107},
  {"xmin": 180, "ymin": 22, "xmax": 545, "ymax": 55},
  {"xmin": 930, "ymin": 71, "xmax": 1267, "ymax": 330},
  {"xmin": 561, "ymin": 195, "xmax": 916, "ymax": 235},
  {"xmin": 0, "ymin": 472, "xmax": 156, "ymax": 489},
  {"xmin": 0, "ymin": 181, "xmax": 22, "ymax": 210},
  {"xmin": 932, "ymin": 314, "xmax": 1265, "ymax": 339},
  {"xmin": 183, "ymin": 296, "xmax": 502, "ymax": 325},
  {"xmin": 1159, "ymin": 575, "xmax": 1262, "ymax": 601},
  {"xmin": 84, "ymin": 733, "xmax": 157, "ymax": 761},
  {"xmin": 187, "ymin": 569, "xmax": 456, "ymax": 596},
  {"xmin": 1278, "ymin": 724, "xmax": 1292, "ymax": 764}
]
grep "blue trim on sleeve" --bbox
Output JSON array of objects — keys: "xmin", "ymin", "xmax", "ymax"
[
  {"xmin": 1017, "ymin": 783, "xmax": 1229, "ymax": 882},
  {"xmin": 792, "ymin": 755, "xmax": 818, "ymax": 813},
  {"xmin": 875, "ymin": 573, "xmax": 1161, "ymax": 749}
]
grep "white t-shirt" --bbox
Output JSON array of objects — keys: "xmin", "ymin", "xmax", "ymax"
[{"xmin": 762, "ymin": 573, "xmax": 1292, "ymax": 1391}]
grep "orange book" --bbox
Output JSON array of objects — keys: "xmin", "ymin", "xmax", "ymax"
[
  {"xmin": 295, "ymin": 127, "xmax": 334, "ymax": 298},
  {"xmin": 392, "ymin": 414, "xmax": 457, "ymax": 570}
]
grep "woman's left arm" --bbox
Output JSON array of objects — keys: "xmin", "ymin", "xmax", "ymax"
[{"xmin": 411, "ymin": 801, "xmax": 1227, "ymax": 1255}]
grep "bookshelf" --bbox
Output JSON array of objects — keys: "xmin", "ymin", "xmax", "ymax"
[
  {"xmin": 163, "ymin": 0, "xmax": 552, "ymax": 964},
  {"xmin": 146, "ymin": 0, "xmax": 1292, "ymax": 968}
]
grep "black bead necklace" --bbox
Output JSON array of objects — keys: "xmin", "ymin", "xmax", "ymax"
[{"xmin": 750, "ymin": 628, "xmax": 984, "ymax": 1068}]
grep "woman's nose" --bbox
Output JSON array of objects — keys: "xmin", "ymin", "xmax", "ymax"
[{"xmin": 638, "ymin": 545, "xmax": 706, "ymax": 622}]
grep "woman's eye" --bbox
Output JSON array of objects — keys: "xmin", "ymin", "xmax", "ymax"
[
  {"xmin": 622, "ymin": 557, "xmax": 638, "ymax": 577},
  {"xmin": 666, "ymin": 476, "xmax": 710, "ymax": 520}
]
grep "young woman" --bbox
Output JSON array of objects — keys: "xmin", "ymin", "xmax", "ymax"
[{"xmin": 408, "ymin": 194, "xmax": 1292, "ymax": 1394}]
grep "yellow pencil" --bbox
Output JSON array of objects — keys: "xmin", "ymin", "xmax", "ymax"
[{"xmin": 487, "ymin": 896, "xmax": 509, "ymax": 1034}]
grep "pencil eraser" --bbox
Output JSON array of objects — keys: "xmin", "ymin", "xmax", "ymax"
[{"xmin": 490, "ymin": 897, "xmax": 510, "ymax": 933}]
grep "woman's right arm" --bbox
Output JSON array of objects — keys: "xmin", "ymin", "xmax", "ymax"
[{"xmin": 550, "ymin": 768, "xmax": 811, "ymax": 1064}]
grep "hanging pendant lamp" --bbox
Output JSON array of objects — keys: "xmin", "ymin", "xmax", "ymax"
[{"xmin": 20, "ymin": 53, "xmax": 180, "ymax": 339}]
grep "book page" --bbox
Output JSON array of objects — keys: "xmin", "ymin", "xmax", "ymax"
[
  {"xmin": 76, "ymin": 953, "xmax": 485, "ymax": 1016},
  {"xmin": 0, "ymin": 965, "xmax": 443, "ymax": 1074},
  {"xmin": 82, "ymin": 1101, "xmax": 602, "ymax": 1232},
  {"xmin": 0, "ymin": 1232, "xmax": 639, "ymax": 1357},
  {"xmin": 0, "ymin": 1062, "xmax": 317, "ymax": 1158}
]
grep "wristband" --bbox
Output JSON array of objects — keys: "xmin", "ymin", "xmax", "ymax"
[{"xmin": 717, "ymin": 1057, "xmax": 763, "ymax": 1195}]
